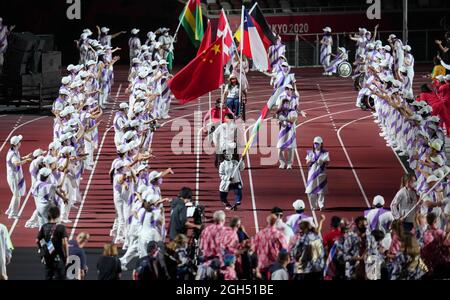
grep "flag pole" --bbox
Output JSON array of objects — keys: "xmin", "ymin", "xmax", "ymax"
[
  {"xmin": 208, "ymin": 91, "xmax": 212, "ymax": 132},
  {"xmin": 238, "ymin": 6, "xmax": 244, "ymax": 120},
  {"xmin": 173, "ymin": 0, "xmax": 189, "ymax": 42},
  {"xmin": 220, "ymin": 84, "xmax": 224, "ymax": 125},
  {"xmin": 402, "ymin": 169, "xmax": 450, "ymax": 219}
]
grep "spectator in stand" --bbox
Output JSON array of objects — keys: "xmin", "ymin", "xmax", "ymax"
[
  {"xmin": 343, "ymin": 216, "xmax": 379, "ymax": 280},
  {"xmin": 421, "ymin": 213, "xmax": 449, "ymax": 278},
  {"xmin": 199, "ymin": 210, "xmax": 228, "ymax": 262},
  {"xmin": 220, "ymin": 254, "xmax": 237, "ymax": 280},
  {"xmin": 286, "ymin": 199, "xmax": 315, "ymax": 234},
  {"xmin": 36, "ymin": 206, "xmax": 69, "ymax": 280},
  {"xmin": 390, "ymin": 173, "xmax": 419, "ymax": 232},
  {"xmin": 291, "ymin": 221, "xmax": 325, "ymax": 280},
  {"xmin": 435, "ymin": 32, "xmax": 450, "ymax": 65},
  {"xmin": 323, "ymin": 216, "xmax": 344, "ymax": 252},
  {"xmin": 269, "ymin": 250, "xmax": 290, "ymax": 280},
  {"xmin": 389, "ymin": 233, "xmax": 428, "ymax": 280},
  {"xmin": 271, "ymin": 207, "xmax": 295, "ymax": 246},
  {"xmin": 252, "ymin": 214, "xmax": 288, "ymax": 280},
  {"xmin": 133, "ymin": 241, "xmax": 170, "ymax": 280},
  {"xmin": 0, "ymin": 223, "xmax": 13, "ymax": 280},
  {"xmin": 96, "ymin": 243, "xmax": 122, "ymax": 280},
  {"xmin": 68, "ymin": 232, "xmax": 90, "ymax": 280}
]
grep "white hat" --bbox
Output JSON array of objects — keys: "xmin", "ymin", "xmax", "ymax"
[
  {"xmin": 39, "ymin": 168, "xmax": 52, "ymax": 178},
  {"xmin": 281, "ymin": 62, "xmax": 289, "ymax": 67},
  {"xmin": 384, "ymin": 45, "xmax": 391, "ymax": 51},
  {"xmin": 61, "ymin": 76, "xmax": 71, "ymax": 85},
  {"xmin": 323, "ymin": 27, "xmax": 331, "ymax": 32},
  {"xmin": 117, "ymin": 144, "xmax": 129, "ymax": 154},
  {"xmin": 409, "ymin": 114, "xmax": 423, "ymax": 122},
  {"xmin": 429, "ymin": 139, "xmax": 444, "ymax": 151},
  {"xmin": 134, "ymin": 105, "xmax": 144, "ymax": 114},
  {"xmin": 119, "ymin": 102, "xmax": 129, "ymax": 110},
  {"xmin": 430, "ymin": 155, "xmax": 445, "ymax": 166},
  {"xmin": 445, "ymin": 75, "xmax": 450, "ymax": 81},
  {"xmin": 10, "ymin": 135, "xmax": 23, "ymax": 146},
  {"xmin": 428, "ymin": 116, "xmax": 440, "ymax": 123},
  {"xmin": 285, "ymin": 84, "xmax": 294, "ymax": 90},
  {"xmin": 132, "ymin": 58, "xmax": 141, "ymax": 64},
  {"xmin": 388, "ymin": 34, "xmax": 396, "ymax": 41},
  {"xmin": 399, "ymin": 66, "xmax": 407, "ymax": 73},
  {"xmin": 433, "ymin": 168, "xmax": 446, "ymax": 180},
  {"xmin": 148, "ymin": 171, "xmax": 163, "ymax": 182},
  {"xmin": 314, "ymin": 136, "xmax": 323, "ymax": 144},
  {"xmin": 154, "ymin": 42, "xmax": 161, "ymax": 49},
  {"xmin": 49, "ymin": 141, "xmax": 61, "ymax": 150},
  {"xmin": 367, "ymin": 43, "xmax": 375, "ymax": 50},
  {"xmin": 33, "ymin": 149, "xmax": 45, "ymax": 158},
  {"xmin": 373, "ymin": 195, "xmax": 385, "ymax": 206},
  {"xmin": 293, "ymin": 199, "xmax": 305, "ymax": 210},
  {"xmin": 426, "ymin": 175, "xmax": 439, "ymax": 184},
  {"xmin": 141, "ymin": 45, "xmax": 149, "ymax": 51},
  {"xmin": 101, "ymin": 27, "xmax": 109, "ymax": 33},
  {"xmin": 338, "ymin": 47, "xmax": 346, "ymax": 53},
  {"xmin": 403, "ymin": 45, "xmax": 412, "ymax": 52},
  {"xmin": 159, "ymin": 59, "xmax": 167, "ymax": 65},
  {"xmin": 151, "ymin": 61, "xmax": 159, "ymax": 68},
  {"xmin": 67, "ymin": 64, "xmax": 75, "ymax": 72},
  {"xmin": 43, "ymin": 155, "xmax": 57, "ymax": 165},
  {"xmin": 136, "ymin": 164, "xmax": 147, "ymax": 173},
  {"xmin": 86, "ymin": 97, "xmax": 97, "ymax": 106},
  {"xmin": 59, "ymin": 132, "xmax": 74, "ymax": 142},
  {"xmin": 131, "ymin": 28, "xmax": 140, "ymax": 35},
  {"xmin": 147, "ymin": 31, "xmax": 155, "ymax": 38}
]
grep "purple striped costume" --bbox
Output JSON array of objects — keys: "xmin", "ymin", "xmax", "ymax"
[
  {"xmin": 6, "ymin": 149, "xmax": 26, "ymax": 196},
  {"xmin": 277, "ymin": 110, "xmax": 298, "ymax": 150},
  {"xmin": 268, "ymin": 43, "xmax": 286, "ymax": 70},
  {"xmin": 305, "ymin": 150, "xmax": 330, "ymax": 195}
]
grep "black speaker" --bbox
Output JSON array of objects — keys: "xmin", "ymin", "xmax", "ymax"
[
  {"xmin": 41, "ymin": 51, "xmax": 61, "ymax": 73},
  {"xmin": 36, "ymin": 35, "xmax": 55, "ymax": 52},
  {"xmin": 42, "ymin": 71, "xmax": 61, "ymax": 88}
]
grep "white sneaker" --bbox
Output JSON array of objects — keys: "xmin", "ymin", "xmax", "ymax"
[
  {"xmin": 162, "ymin": 115, "xmax": 170, "ymax": 119},
  {"xmin": 62, "ymin": 219, "xmax": 72, "ymax": 224},
  {"xmin": 279, "ymin": 163, "xmax": 286, "ymax": 169},
  {"xmin": 374, "ymin": 120, "xmax": 380, "ymax": 124},
  {"xmin": 379, "ymin": 132, "xmax": 385, "ymax": 137},
  {"xmin": 286, "ymin": 164, "xmax": 293, "ymax": 170},
  {"xmin": 109, "ymin": 229, "xmax": 116, "ymax": 237},
  {"xmin": 121, "ymin": 265, "xmax": 128, "ymax": 272}
]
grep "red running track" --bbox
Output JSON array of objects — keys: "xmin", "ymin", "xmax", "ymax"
[{"xmin": 0, "ymin": 65, "xmax": 431, "ymax": 247}]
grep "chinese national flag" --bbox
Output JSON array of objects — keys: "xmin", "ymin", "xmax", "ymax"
[
  {"xmin": 169, "ymin": 37, "xmax": 224, "ymax": 105},
  {"xmin": 197, "ymin": 20, "xmax": 212, "ymax": 56}
]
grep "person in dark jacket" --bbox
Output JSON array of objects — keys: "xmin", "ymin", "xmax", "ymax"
[{"xmin": 168, "ymin": 187, "xmax": 201, "ymax": 240}]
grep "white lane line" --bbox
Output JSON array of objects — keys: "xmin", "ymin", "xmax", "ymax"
[
  {"xmin": 0, "ymin": 116, "xmax": 49, "ymax": 154},
  {"xmin": 70, "ymin": 125, "xmax": 114, "ymax": 239},
  {"xmin": 8, "ymin": 189, "xmax": 32, "ymax": 235},
  {"xmin": 336, "ymin": 116, "xmax": 372, "ymax": 208},
  {"xmin": 69, "ymin": 84, "xmax": 122, "ymax": 239}
]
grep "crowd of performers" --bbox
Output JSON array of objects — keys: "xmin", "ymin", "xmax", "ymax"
[{"xmin": 3, "ymin": 20, "xmax": 450, "ymax": 279}]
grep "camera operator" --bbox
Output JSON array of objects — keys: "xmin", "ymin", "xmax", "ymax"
[{"xmin": 168, "ymin": 187, "xmax": 201, "ymax": 241}]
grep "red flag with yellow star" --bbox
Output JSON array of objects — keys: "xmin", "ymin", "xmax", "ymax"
[{"xmin": 169, "ymin": 37, "xmax": 224, "ymax": 105}]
